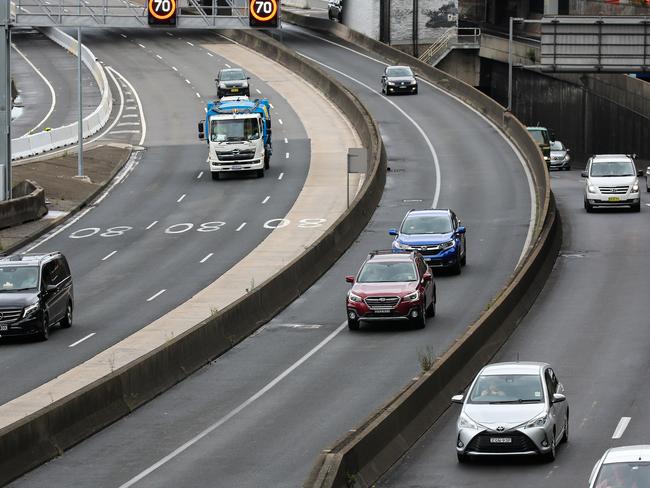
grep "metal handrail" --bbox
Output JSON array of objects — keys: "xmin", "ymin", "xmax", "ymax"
[{"xmin": 419, "ymin": 27, "xmax": 481, "ymax": 65}]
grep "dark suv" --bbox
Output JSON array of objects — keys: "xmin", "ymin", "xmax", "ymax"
[
  {"xmin": 345, "ymin": 250, "xmax": 435, "ymax": 330},
  {"xmin": 0, "ymin": 252, "xmax": 73, "ymax": 340}
]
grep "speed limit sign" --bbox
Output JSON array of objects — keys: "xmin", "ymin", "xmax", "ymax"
[
  {"xmin": 148, "ymin": 0, "xmax": 177, "ymax": 25},
  {"xmin": 249, "ymin": 0, "xmax": 279, "ymax": 28}
]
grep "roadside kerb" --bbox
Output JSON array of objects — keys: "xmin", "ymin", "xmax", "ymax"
[
  {"xmin": 281, "ymin": 13, "xmax": 561, "ymax": 488},
  {"xmin": 0, "ymin": 180, "xmax": 47, "ymax": 230},
  {"xmin": 0, "ymin": 30, "xmax": 386, "ymax": 485},
  {"xmin": 11, "ymin": 27, "xmax": 112, "ymax": 160}
]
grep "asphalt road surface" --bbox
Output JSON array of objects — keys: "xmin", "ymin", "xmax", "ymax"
[
  {"xmin": 8, "ymin": 26, "xmax": 535, "ymax": 488},
  {"xmin": 379, "ymin": 170, "xmax": 650, "ymax": 487}
]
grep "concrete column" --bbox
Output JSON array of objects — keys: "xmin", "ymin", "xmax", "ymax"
[
  {"xmin": 545, "ymin": 0, "xmax": 559, "ymax": 15},
  {"xmin": 0, "ymin": 0, "xmax": 11, "ymax": 201}
]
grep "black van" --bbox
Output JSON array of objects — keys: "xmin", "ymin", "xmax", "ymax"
[{"xmin": 0, "ymin": 252, "xmax": 74, "ymax": 341}]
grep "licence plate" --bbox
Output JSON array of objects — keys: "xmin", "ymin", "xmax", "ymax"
[
  {"xmin": 490, "ymin": 437, "xmax": 512, "ymax": 444},
  {"xmin": 373, "ymin": 308, "xmax": 392, "ymax": 313},
  {"xmin": 231, "ymin": 88, "xmax": 239, "ymax": 93},
  {"xmin": 608, "ymin": 196, "xmax": 620, "ymax": 202},
  {"xmin": 232, "ymin": 165, "xmax": 242, "ymax": 170},
  {"xmin": 0, "ymin": 325, "xmax": 7, "ymax": 331}
]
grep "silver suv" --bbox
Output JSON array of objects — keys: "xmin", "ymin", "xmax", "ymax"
[
  {"xmin": 452, "ymin": 362, "xmax": 568, "ymax": 463},
  {"xmin": 582, "ymin": 154, "xmax": 642, "ymax": 212}
]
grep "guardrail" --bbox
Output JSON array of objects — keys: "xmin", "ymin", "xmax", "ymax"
[
  {"xmin": 280, "ymin": 12, "xmax": 560, "ymax": 488},
  {"xmin": 0, "ymin": 28, "xmax": 386, "ymax": 486},
  {"xmin": 11, "ymin": 26, "xmax": 112, "ymax": 160},
  {"xmin": 419, "ymin": 27, "xmax": 481, "ymax": 66}
]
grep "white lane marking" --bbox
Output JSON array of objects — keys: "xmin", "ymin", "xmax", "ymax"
[
  {"xmin": 645, "ymin": 203, "xmax": 650, "ymax": 207},
  {"xmin": 177, "ymin": 194, "xmax": 186, "ymax": 203},
  {"xmin": 200, "ymin": 253, "xmax": 213, "ymax": 263},
  {"xmin": 197, "ymin": 171, "xmax": 204, "ymax": 179},
  {"xmin": 146, "ymin": 221, "xmax": 158, "ymax": 230},
  {"xmin": 262, "ymin": 195, "xmax": 270, "ymax": 204},
  {"xmin": 68, "ymin": 333, "xmax": 96, "ymax": 348},
  {"xmin": 255, "ymin": 88, "xmax": 262, "ymax": 94},
  {"xmin": 186, "ymin": 41, "xmax": 194, "ymax": 46},
  {"xmin": 185, "ymin": 79, "xmax": 191, "ymax": 84},
  {"xmin": 146, "ymin": 289, "xmax": 166, "ymax": 302},
  {"xmin": 12, "ymin": 43, "xmax": 56, "ymax": 136},
  {"xmin": 156, "ymin": 54, "xmax": 163, "ymax": 60},
  {"xmin": 285, "ymin": 152, "xmax": 290, "ymax": 159},
  {"xmin": 102, "ymin": 250, "xmax": 117, "ymax": 261},
  {"xmin": 172, "ymin": 66, "xmax": 178, "ymax": 72},
  {"xmin": 118, "ymin": 320, "xmax": 348, "ymax": 488},
  {"xmin": 206, "ymin": 52, "xmax": 214, "ymax": 57},
  {"xmin": 204, "ymin": 108, "xmax": 207, "ymax": 113},
  {"xmin": 138, "ymin": 43, "xmax": 146, "ymax": 49},
  {"xmin": 166, "ymin": 32, "xmax": 174, "ymax": 37},
  {"xmin": 225, "ymin": 63, "xmax": 231, "ymax": 68},
  {"xmin": 107, "ymin": 67, "xmax": 147, "ymax": 146},
  {"xmin": 121, "ymin": 34, "xmax": 127, "ymax": 39},
  {"xmin": 116, "ymin": 122, "xmax": 141, "ymax": 127},
  {"xmin": 284, "ymin": 137, "xmax": 288, "ymax": 144},
  {"xmin": 122, "ymin": 114, "xmax": 138, "ymax": 118},
  {"xmin": 295, "ymin": 31, "xmax": 536, "ymax": 266},
  {"xmin": 278, "ymin": 119, "xmax": 283, "ymax": 125},
  {"xmin": 235, "ymin": 222, "xmax": 246, "ymax": 232},
  {"xmin": 196, "ymin": 92, "xmax": 201, "ymax": 98},
  {"xmin": 278, "ymin": 172, "xmax": 284, "ymax": 180},
  {"xmin": 612, "ymin": 417, "xmax": 631, "ymax": 439},
  {"xmin": 297, "ymin": 52, "xmax": 442, "ymax": 208},
  {"xmin": 109, "ymin": 130, "xmax": 139, "ymax": 134}
]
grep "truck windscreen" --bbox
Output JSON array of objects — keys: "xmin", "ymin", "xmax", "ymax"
[{"xmin": 210, "ymin": 118, "xmax": 260, "ymax": 142}]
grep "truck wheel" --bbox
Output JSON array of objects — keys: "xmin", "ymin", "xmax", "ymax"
[
  {"xmin": 211, "ymin": 172, "xmax": 220, "ymax": 181},
  {"xmin": 256, "ymin": 169, "xmax": 265, "ymax": 178},
  {"xmin": 264, "ymin": 154, "xmax": 270, "ymax": 170}
]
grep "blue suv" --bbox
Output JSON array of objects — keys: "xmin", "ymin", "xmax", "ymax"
[{"xmin": 389, "ymin": 209, "xmax": 466, "ymax": 274}]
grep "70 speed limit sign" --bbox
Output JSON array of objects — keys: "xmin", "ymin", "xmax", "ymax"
[
  {"xmin": 148, "ymin": 0, "xmax": 177, "ymax": 25},
  {"xmin": 249, "ymin": 0, "xmax": 279, "ymax": 27}
]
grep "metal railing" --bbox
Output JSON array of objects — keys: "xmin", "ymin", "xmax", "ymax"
[
  {"xmin": 13, "ymin": 0, "xmax": 251, "ymax": 28},
  {"xmin": 419, "ymin": 27, "xmax": 481, "ymax": 66}
]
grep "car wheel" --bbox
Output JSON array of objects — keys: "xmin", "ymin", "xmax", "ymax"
[
  {"xmin": 646, "ymin": 185, "xmax": 650, "ymax": 193},
  {"xmin": 60, "ymin": 302, "xmax": 73, "ymax": 329},
  {"xmin": 460, "ymin": 252, "xmax": 466, "ymax": 267},
  {"xmin": 543, "ymin": 431, "xmax": 556, "ymax": 462},
  {"xmin": 561, "ymin": 412, "xmax": 569, "ymax": 444},
  {"xmin": 211, "ymin": 172, "xmax": 220, "ymax": 181},
  {"xmin": 347, "ymin": 318, "xmax": 360, "ymax": 331},
  {"xmin": 37, "ymin": 313, "xmax": 49, "ymax": 341},
  {"xmin": 452, "ymin": 260, "xmax": 462, "ymax": 275},
  {"xmin": 337, "ymin": 13, "xmax": 342, "ymax": 22},
  {"xmin": 584, "ymin": 200, "xmax": 593, "ymax": 213},
  {"xmin": 414, "ymin": 87, "xmax": 418, "ymax": 95},
  {"xmin": 426, "ymin": 297, "xmax": 435, "ymax": 317},
  {"xmin": 412, "ymin": 305, "xmax": 426, "ymax": 329},
  {"xmin": 631, "ymin": 202, "xmax": 641, "ymax": 212},
  {"xmin": 457, "ymin": 452, "xmax": 468, "ymax": 464}
]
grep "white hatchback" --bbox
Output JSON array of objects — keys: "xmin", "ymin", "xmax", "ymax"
[
  {"xmin": 582, "ymin": 154, "xmax": 642, "ymax": 212},
  {"xmin": 589, "ymin": 445, "xmax": 650, "ymax": 487}
]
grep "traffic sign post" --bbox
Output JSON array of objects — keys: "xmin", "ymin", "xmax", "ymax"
[
  {"xmin": 148, "ymin": 0, "xmax": 177, "ymax": 26},
  {"xmin": 249, "ymin": 0, "xmax": 279, "ymax": 28}
]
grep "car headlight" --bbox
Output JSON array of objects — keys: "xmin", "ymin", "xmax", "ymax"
[
  {"xmin": 404, "ymin": 290, "xmax": 419, "ymax": 302},
  {"xmin": 441, "ymin": 240, "xmax": 455, "ymax": 250},
  {"xmin": 410, "ymin": 80, "xmax": 417, "ymax": 85},
  {"xmin": 458, "ymin": 413, "xmax": 479, "ymax": 430},
  {"xmin": 588, "ymin": 183, "xmax": 598, "ymax": 193},
  {"xmin": 219, "ymin": 83, "xmax": 226, "ymax": 89},
  {"xmin": 564, "ymin": 154, "xmax": 570, "ymax": 162},
  {"xmin": 23, "ymin": 302, "xmax": 39, "ymax": 318},
  {"xmin": 525, "ymin": 413, "xmax": 548, "ymax": 429},
  {"xmin": 387, "ymin": 81, "xmax": 396, "ymax": 86},
  {"xmin": 393, "ymin": 241, "xmax": 412, "ymax": 250},
  {"xmin": 348, "ymin": 292, "xmax": 363, "ymax": 303},
  {"xmin": 632, "ymin": 181, "xmax": 639, "ymax": 192}
]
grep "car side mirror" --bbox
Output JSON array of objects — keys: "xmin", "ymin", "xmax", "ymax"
[
  {"xmin": 451, "ymin": 394, "xmax": 464, "ymax": 404},
  {"xmin": 552, "ymin": 393, "xmax": 566, "ymax": 404},
  {"xmin": 381, "ymin": 75, "xmax": 386, "ymax": 80},
  {"xmin": 637, "ymin": 169, "xmax": 644, "ymax": 177},
  {"xmin": 581, "ymin": 171, "xmax": 588, "ymax": 177},
  {"xmin": 345, "ymin": 275, "xmax": 355, "ymax": 283},
  {"xmin": 388, "ymin": 228, "xmax": 398, "ymax": 236},
  {"xmin": 457, "ymin": 226, "xmax": 466, "ymax": 235},
  {"xmin": 423, "ymin": 272, "xmax": 432, "ymax": 282},
  {"xmin": 198, "ymin": 121, "xmax": 205, "ymax": 140},
  {"xmin": 46, "ymin": 284, "xmax": 57, "ymax": 292},
  {"xmin": 247, "ymin": 76, "xmax": 251, "ymax": 80}
]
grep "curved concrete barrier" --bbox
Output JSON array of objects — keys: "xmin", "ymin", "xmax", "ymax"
[
  {"xmin": 11, "ymin": 27, "xmax": 112, "ymax": 160},
  {"xmin": 0, "ymin": 30, "xmax": 385, "ymax": 486},
  {"xmin": 281, "ymin": 13, "xmax": 561, "ymax": 488},
  {"xmin": 0, "ymin": 180, "xmax": 47, "ymax": 230}
]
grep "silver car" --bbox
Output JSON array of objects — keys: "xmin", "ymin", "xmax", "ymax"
[
  {"xmin": 589, "ymin": 445, "xmax": 650, "ymax": 487},
  {"xmin": 452, "ymin": 362, "xmax": 568, "ymax": 463},
  {"xmin": 549, "ymin": 140, "xmax": 571, "ymax": 170}
]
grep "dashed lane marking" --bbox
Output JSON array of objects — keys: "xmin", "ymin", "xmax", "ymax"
[
  {"xmin": 262, "ymin": 196, "xmax": 270, "ymax": 204},
  {"xmin": 278, "ymin": 172, "xmax": 284, "ymax": 180},
  {"xmin": 235, "ymin": 222, "xmax": 247, "ymax": 232},
  {"xmin": 200, "ymin": 253, "xmax": 213, "ymax": 263},
  {"xmin": 612, "ymin": 417, "xmax": 631, "ymax": 439},
  {"xmin": 172, "ymin": 66, "xmax": 178, "ymax": 72},
  {"xmin": 285, "ymin": 152, "xmax": 289, "ymax": 159},
  {"xmin": 156, "ymin": 54, "xmax": 163, "ymax": 60},
  {"xmin": 197, "ymin": 171, "xmax": 204, "ymax": 179},
  {"xmin": 102, "ymin": 250, "xmax": 117, "ymax": 261},
  {"xmin": 146, "ymin": 289, "xmax": 166, "ymax": 302},
  {"xmin": 177, "ymin": 194, "xmax": 186, "ymax": 203},
  {"xmin": 146, "ymin": 221, "xmax": 158, "ymax": 230},
  {"xmin": 138, "ymin": 43, "xmax": 145, "ymax": 48},
  {"xmin": 186, "ymin": 41, "xmax": 194, "ymax": 46},
  {"xmin": 69, "ymin": 333, "xmax": 96, "ymax": 348}
]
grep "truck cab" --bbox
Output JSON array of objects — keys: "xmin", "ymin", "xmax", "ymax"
[{"xmin": 198, "ymin": 96, "xmax": 272, "ymax": 180}]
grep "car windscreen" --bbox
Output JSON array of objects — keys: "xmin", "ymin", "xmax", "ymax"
[
  {"xmin": 357, "ymin": 262, "xmax": 417, "ymax": 283},
  {"xmin": 590, "ymin": 161, "xmax": 636, "ymax": 177},
  {"xmin": 210, "ymin": 118, "xmax": 260, "ymax": 142},
  {"xmin": 386, "ymin": 67, "xmax": 413, "ymax": 77},
  {"xmin": 550, "ymin": 140, "xmax": 564, "ymax": 151},
  {"xmin": 528, "ymin": 130, "xmax": 548, "ymax": 145},
  {"xmin": 401, "ymin": 215, "xmax": 452, "ymax": 235},
  {"xmin": 468, "ymin": 374, "xmax": 544, "ymax": 404},
  {"xmin": 220, "ymin": 70, "xmax": 246, "ymax": 81},
  {"xmin": 0, "ymin": 266, "xmax": 39, "ymax": 291},
  {"xmin": 594, "ymin": 462, "xmax": 650, "ymax": 488}
]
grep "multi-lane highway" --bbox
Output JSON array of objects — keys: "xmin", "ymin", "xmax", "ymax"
[
  {"xmin": 378, "ymin": 170, "xmax": 650, "ymax": 486},
  {"xmin": 8, "ymin": 26, "xmax": 535, "ymax": 487},
  {"xmin": 0, "ymin": 29, "xmax": 311, "ymax": 403}
]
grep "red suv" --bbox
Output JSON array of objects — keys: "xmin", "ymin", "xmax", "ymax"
[{"xmin": 345, "ymin": 250, "xmax": 436, "ymax": 330}]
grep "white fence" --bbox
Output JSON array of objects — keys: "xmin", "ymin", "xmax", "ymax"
[{"xmin": 11, "ymin": 26, "xmax": 112, "ymax": 160}]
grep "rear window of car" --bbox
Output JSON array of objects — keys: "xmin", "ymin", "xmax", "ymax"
[
  {"xmin": 220, "ymin": 70, "xmax": 246, "ymax": 81},
  {"xmin": 357, "ymin": 261, "xmax": 417, "ymax": 283}
]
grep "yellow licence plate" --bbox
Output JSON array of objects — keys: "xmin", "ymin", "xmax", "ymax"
[
  {"xmin": 231, "ymin": 88, "xmax": 239, "ymax": 93},
  {"xmin": 608, "ymin": 197, "xmax": 620, "ymax": 202}
]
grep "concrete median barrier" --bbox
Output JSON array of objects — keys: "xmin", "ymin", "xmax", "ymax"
[
  {"xmin": 281, "ymin": 12, "xmax": 562, "ymax": 488},
  {"xmin": 0, "ymin": 30, "xmax": 385, "ymax": 486},
  {"xmin": 0, "ymin": 180, "xmax": 47, "ymax": 230}
]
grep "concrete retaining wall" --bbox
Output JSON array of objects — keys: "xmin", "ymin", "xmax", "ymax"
[
  {"xmin": 0, "ymin": 30, "xmax": 386, "ymax": 486},
  {"xmin": 11, "ymin": 28, "xmax": 112, "ymax": 160},
  {"xmin": 280, "ymin": 13, "xmax": 560, "ymax": 488},
  {"xmin": 0, "ymin": 180, "xmax": 48, "ymax": 230}
]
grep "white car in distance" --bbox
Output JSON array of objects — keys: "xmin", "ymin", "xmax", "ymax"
[
  {"xmin": 582, "ymin": 154, "xmax": 642, "ymax": 213},
  {"xmin": 589, "ymin": 445, "xmax": 650, "ymax": 487}
]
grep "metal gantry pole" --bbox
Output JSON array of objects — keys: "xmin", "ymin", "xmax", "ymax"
[
  {"xmin": 77, "ymin": 26, "xmax": 83, "ymax": 177},
  {"xmin": 507, "ymin": 16, "xmax": 513, "ymax": 112},
  {"xmin": 0, "ymin": 0, "xmax": 11, "ymax": 201}
]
